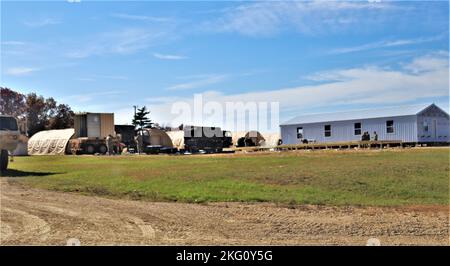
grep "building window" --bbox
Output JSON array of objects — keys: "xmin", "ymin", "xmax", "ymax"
[
  {"xmin": 296, "ymin": 127, "xmax": 303, "ymax": 139},
  {"xmin": 423, "ymin": 121, "xmax": 429, "ymax": 132},
  {"xmin": 386, "ymin": 120, "xmax": 394, "ymax": 133},
  {"xmin": 324, "ymin": 125, "xmax": 331, "ymax": 137},
  {"xmin": 354, "ymin": 122, "xmax": 361, "ymax": 135}
]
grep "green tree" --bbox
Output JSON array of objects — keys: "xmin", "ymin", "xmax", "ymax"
[
  {"xmin": 48, "ymin": 104, "xmax": 74, "ymax": 129},
  {"xmin": 25, "ymin": 93, "xmax": 57, "ymax": 136},
  {"xmin": 132, "ymin": 106, "xmax": 153, "ymax": 132},
  {"xmin": 1, "ymin": 87, "xmax": 75, "ymax": 136},
  {"xmin": 0, "ymin": 87, "xmax": 26, "ymax": 118}
]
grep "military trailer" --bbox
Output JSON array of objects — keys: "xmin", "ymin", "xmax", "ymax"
[
  {"xmin": 69, "ymin": 113, "xmax": 120, "ymax": 154},
  {"xmin": 183, "ymin": 126, "xmax": 232, "ymax": 153},
  {"xmin": 0, "ymin": 115, "xmax": 20, "ymax": 171}
]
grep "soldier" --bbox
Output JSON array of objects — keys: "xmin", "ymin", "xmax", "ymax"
[
  {"xmin": 361, "ymin": 132, "xmax": 367, "ymax": 141},
  {"xmin": 106, "ymin": 134, "xmax": 114, "ymax": 155},
  {"xmin": 373, "ymin": 131, "xmax": 378, "ymax": 141},
  {"xmin": 135, "ymin": 133, "xmax": 143, "ymax": 154}
]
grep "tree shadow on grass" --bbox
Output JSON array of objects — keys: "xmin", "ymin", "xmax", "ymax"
[{"xmin": 0, "ymin": 169, "xmax": 58, "ymax": 177}]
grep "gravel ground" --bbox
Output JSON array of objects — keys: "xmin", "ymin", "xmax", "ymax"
[{"xmin": 1, "ymin": 178, "xmax": 448, "ymax": 246}]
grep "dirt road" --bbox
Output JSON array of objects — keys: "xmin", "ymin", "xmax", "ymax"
[{"xmin": 1, "ymin": 178, "xmax": 448, "ymax": 245}]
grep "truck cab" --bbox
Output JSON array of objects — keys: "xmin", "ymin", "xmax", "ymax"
[{"xmin": 0, "ymin": 115, "xmax": 20, "ymax": 171}]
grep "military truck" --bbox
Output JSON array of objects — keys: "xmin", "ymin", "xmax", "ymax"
[
  {"xmin": 183, "ymin": 126, "xmax": 232, "ymax": 153},
  {"xmin": 0, "ymin": 115, "xmax": 20, "ymax": 171},
  {"xmin": 69, "ymin": 113, "xmax": 120, "ymax": 154}
]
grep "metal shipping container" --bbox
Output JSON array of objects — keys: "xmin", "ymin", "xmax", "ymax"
[{"xmin": 74, "ymin": 113, "xmax": 115, "ymax": 139}]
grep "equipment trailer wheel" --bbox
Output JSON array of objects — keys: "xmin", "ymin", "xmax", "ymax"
[
  {"xmin": 0, "ymin": 149, "xmax": 8, "ymax": 171},
  {"xmin": 98, "ymin": 144, "xmax": 107, "ymax": 154},
  {"xmin": 86, "ymin": 145, "xmax": 96, "ymax": 154}
]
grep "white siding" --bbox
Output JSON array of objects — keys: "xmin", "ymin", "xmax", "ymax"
[
  {"xmin": 417, "ymin": 110, "xmax": 450, "ymax": 143},
  {"xmin": 281, "ymin": 115, "xmax": 418, "ymax": 144}
]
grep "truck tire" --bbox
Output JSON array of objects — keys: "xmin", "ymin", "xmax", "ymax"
[
  {"xmin": 86, "ymin": 144, "xmax": 95, "ymax": 154},
  {"xmin": 0, "ymin": 150, "xmax": 8, "ymax": 171},
  {"xmin": 98, "ymin": 144, "xmax": 107, "ymax": 154}
]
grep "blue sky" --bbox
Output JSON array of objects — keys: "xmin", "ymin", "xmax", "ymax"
[{"xmin": 1, "ymin": 0, "xmax": 449, "ymax": 127}]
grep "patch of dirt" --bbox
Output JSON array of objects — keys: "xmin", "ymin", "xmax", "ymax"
[{"xmin": 1, "ymin": 178, "xmax": 448, "ymax": 246}]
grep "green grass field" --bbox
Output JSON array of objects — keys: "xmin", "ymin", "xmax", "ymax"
[{"xmin": 4, "ymin": 148, "xmax": 449, "ymax": 206}]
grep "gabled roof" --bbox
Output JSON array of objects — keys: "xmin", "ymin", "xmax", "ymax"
[{"xmin": 280, "ymin": 103, "xmax": 446, "ymax": 126}]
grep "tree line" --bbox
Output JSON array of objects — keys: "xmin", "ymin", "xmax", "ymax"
[
  {"xmin": 1, "ymin": 87, "xmax": 182, "ymax": 137},
  {"xmin": 0, "ymin": 87, "xmax": 74, "ymax": 137}
]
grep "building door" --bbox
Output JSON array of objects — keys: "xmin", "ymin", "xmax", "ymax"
[{"xmin": 432, "ymin": 119, "xmax": 437, "ymax": 139}]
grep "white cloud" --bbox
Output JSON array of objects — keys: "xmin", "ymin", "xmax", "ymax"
[
  {"xmin": 112, "ymin": 107, "xmax": 135, "ymax": 125},
  {"xmin": 1, "ymin": 41, "xmax": 26, "ymax": 46},
  {"xmin": 403, "ymin": 51, "xmax": 449, "ymax": 74},
  {"xmin": 1, "ymin": 41, "xmax": 42, "ymax": 57},
  {"xmin": 95, "ymin": 75, "xmax": 128, "ymax": 80},
  {"xmin": 61, "ymin": 90, "xmax": 124, "ymax": 103},
  {"xmin": 76, "ymin": 78, "xmax": 95, "ymax": 82},
  {"xmin": 166, "ymin": 74, "xmax": 228, "ymax": 91},
  {"xmin": 66, "ymin": 28, "xmax": 172, "ymax": 58},
  {"xmin": 111, "ymin": 13, "xmax": 172, "ymax": 23},
  {"xmin": 201, "ymin": 1, "xmax": 396, "ymax": 37},
  {"xmin": 131, "ymin": 53, "xmax": 448, "ymax": 127},
  {"xmin": 5, "ymin": 67, "xmax": 39, "ymax": 76},
  {"xmin": 153, "ymin": 53, "xmax": 187, "ymax": 60},
  {"xmin": 331, "ymin": 35, "xmax": 445, "ymax": 54},
  {"xmin": 23, "ymin": 18, "xmax": 60, "ymax": 27},
  {"xmin": 76, "ymin": 75, "xmax": 128, "ymax": 82}
]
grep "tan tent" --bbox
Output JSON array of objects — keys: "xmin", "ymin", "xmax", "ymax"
[
  {"xmin": 245, "ymin": 131, "xmax": 265, "ymax": 146},
  {"xmin": 166, "ymin": 130, "xmax": 184, "ymax": 149},
  {"xmin": 260, "ymin": 132, "xmax": 281, "ymax": 147},
  {"xmin": 142, "ymin": 128, "xmax": 173, "ymax": 147},
  {"xmin": 28, "ymin": 128, "xmax": 75, "ymax": 155}
]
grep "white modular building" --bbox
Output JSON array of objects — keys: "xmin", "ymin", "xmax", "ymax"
[{"xmin": 280, "ymin": 104, "xmax": 449, "ymax": 145}]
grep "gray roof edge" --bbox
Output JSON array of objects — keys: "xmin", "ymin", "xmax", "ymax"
[
  {"xmin": 280, "ymin": 103, "xmax": 434, "ymax": 126},
  {"xmin": 279, "ymin": 114, "xmax": 419, "ymax": 126}
]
